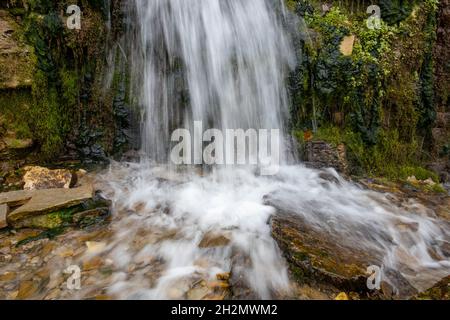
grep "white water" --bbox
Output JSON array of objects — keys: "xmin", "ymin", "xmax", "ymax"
[
  {"xmin": 97, "ymin": 163, "xmax": 449, "ymax": 299},
  {"xmin": 132, "ymin": 0, "xmax": 294, "ymax": 162},
  {"xmin": 95, "ymin": 0, "xmax": 450, "ymax": 299}
]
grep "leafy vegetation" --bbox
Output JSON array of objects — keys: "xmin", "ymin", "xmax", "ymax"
[{"xmin": 288, "ymin": 0, "xmax": 443, "ymax": 183}]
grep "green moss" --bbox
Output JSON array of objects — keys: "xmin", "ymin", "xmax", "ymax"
[
  {"xmin": 0, "ymin": 89, "xmax": 33, "ymax": 139},
  {"xmin": 297, "ymin": 125, "xmax": 442, "ymax": 184},
  {"xmin": 288, "ymin": 0, "xmax": 441, "ymax": 180},
  {"xmin": 16, "ymin": 227, "xmax": 65, "ymax": 247},
  {"xmin": 398, "ymin": 166, "xmax": 439, "ymax": 182}
]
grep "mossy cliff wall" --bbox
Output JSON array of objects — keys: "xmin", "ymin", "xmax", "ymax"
[
  {"xmin": 286, "ymin": 0, "xmax": 449, "ymax": 181},
  {"xmin": 0, "ymin": 0, "xmax": 448, "ymax": 183},
  {"xmin": 0, "ymin": 0, "xmax": 130, "ymax": 163}
]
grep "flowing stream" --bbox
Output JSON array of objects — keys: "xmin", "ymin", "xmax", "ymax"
[{"xmin": 93, "ymin": 0, "xmax": 449, "ymax": 299}]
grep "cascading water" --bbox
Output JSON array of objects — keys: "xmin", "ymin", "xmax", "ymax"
[
  {"xmin": 132, "ymin": 0, "xmax": 294, "ymax": 163},
  {"xmin": 90, "ymin": 0, "xmax": 449, "ymax": 299}
]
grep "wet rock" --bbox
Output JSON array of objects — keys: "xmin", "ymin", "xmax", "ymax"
[
  {"xmin": 334, "ymin": 292, "xmax": 349, "ymax": 300},
  {"xmin": 0, "ymin": 271, "xmax": 16, "ymax": 282},
  {"xmin": 17, "ymin": 280, "xmax": 39, "ymax": 300},
  {"xmin": 7, "ymin": 184, "xmax": 93, "ymax": 225},
  {"xmin": 229, "ymin": 251, "xmax": 260, "ymax": 299},
  {"xmin": 268, "ymin": 203, "xmax": 418, "ymax": 298},
  {"xmin": 23, "ymin": 166, "xmax": 73, "ymax": 190},
  {"xmin": 85, "ymin": 241, "xmax": 107, "ymax": 254},
  {"xmin": 187, "ymin": 281, "xmax": 210, "ymax": 300},
  {"xmin": 216, "ymin": 272, "xmax": 231, "ymax": 281},
  {"xmin": 198, "ymin": 232, "xmax": 231, "ymax": 248},
  {"xmin": 271, "ymin": 213, "xmax": 369, "ymax": 292},
  {"xmin": 3, "ymin": 185, "xmax": 111, "ymax": 230},
  {"xmin": 413, "ymin": 276, "xmax": 450, "ymax": 300}
]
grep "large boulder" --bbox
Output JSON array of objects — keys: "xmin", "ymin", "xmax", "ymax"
[
  {"xmin": 266, "ymin": 196, "xmax": 418, "ymax": 299},
  {"xmin": 22, "ymin": 166, "xmax": 74, "ymax": 190}
]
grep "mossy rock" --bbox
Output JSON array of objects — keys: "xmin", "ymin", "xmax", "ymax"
[
  {"xmin": 0, "ymin": 10, "xmax": 35, "ymax": 90},
  {"xmin": 4, "ymin": 184, "xmax": 111, "ymax": 229},
  {"xmin": 266, "ymin": 194, "xmax": 418, "ymax": 298},
  {"xmin": 413, "ymin": 276, "xmax": 450, "ymax": 300}
]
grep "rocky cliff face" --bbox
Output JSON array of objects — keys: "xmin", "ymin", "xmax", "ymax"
[
  {"xmin": 0, "ymin": 0, "xmax": 134, "ymax": 168},
  {"xmin": 431, "ymin": 0, "xmax": 450, "ymax": 180},
  {"xmin": 287, "ymin": 0, "xmax": 448, "ymax": 182}
]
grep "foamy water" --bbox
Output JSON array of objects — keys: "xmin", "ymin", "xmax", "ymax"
[
  {"xmin": 93, "ymin": 163, "xmax": 449, "ymax": 299},
  {"xmin": 95, "ymin": 0, "xmax": 450, "ymax": 299}
]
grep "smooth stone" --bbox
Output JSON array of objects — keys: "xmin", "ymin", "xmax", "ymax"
[
  {"xmin": 0, "ymin": 189, "xmax": 34, "ymax": 207},
  {"xmin": 0, "ymin": 203, "xmax": 8, "ymax": 229},
  {"xmin": 187, "ymin": 285, "xmax": 210, "ymax": 300}
]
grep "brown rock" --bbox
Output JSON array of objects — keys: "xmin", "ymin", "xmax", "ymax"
[
  {"xmin": 23, "ymin": 166, "xmax": 73, "ymax": 190},
  {"xmin": 0, "ymin": 271, "xmax": 16, "ymax": 281},
  {"xmin": 7, "ymin": 184, "xmax": 94, "ymax": 224},
  {"xmin": 0, "ymin": 189, "xmax": 33, "ymax": 207},
  {"xmin": 198, "ymin": 232, "xmax": 231, "ymax": 248},
  {"xmin": 17, "ymin": 280, "xmax": 39, "ymax": 300},
  {"xmin": 216, "ymin": 272, "xmax": 231, "ymax": 281}
]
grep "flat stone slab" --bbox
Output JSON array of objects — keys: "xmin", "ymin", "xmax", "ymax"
[
  {"xmin": 6, "ymin": 184, "xmax": 94, "ymax": 223},
  {"xmin": 0, "ymin": 204, "xmax": 7, "ymax": 229},
  {"xmin": 0, "ymin": 190, "xmax": 34, "ymax": 207}
]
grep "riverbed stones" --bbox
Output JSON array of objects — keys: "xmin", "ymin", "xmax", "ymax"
[{"xmin": 23, "ymin": 166, "xmax": 73, "ymax": 190}]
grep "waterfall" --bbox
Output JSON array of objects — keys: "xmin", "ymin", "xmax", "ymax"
[
  {"xmin": 132, "ymin": 0, "xmax": 294, "ymax": 163},
  {"xmin": 90, "ymin": 0, "xmax": 449, "ymax": 300}
]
